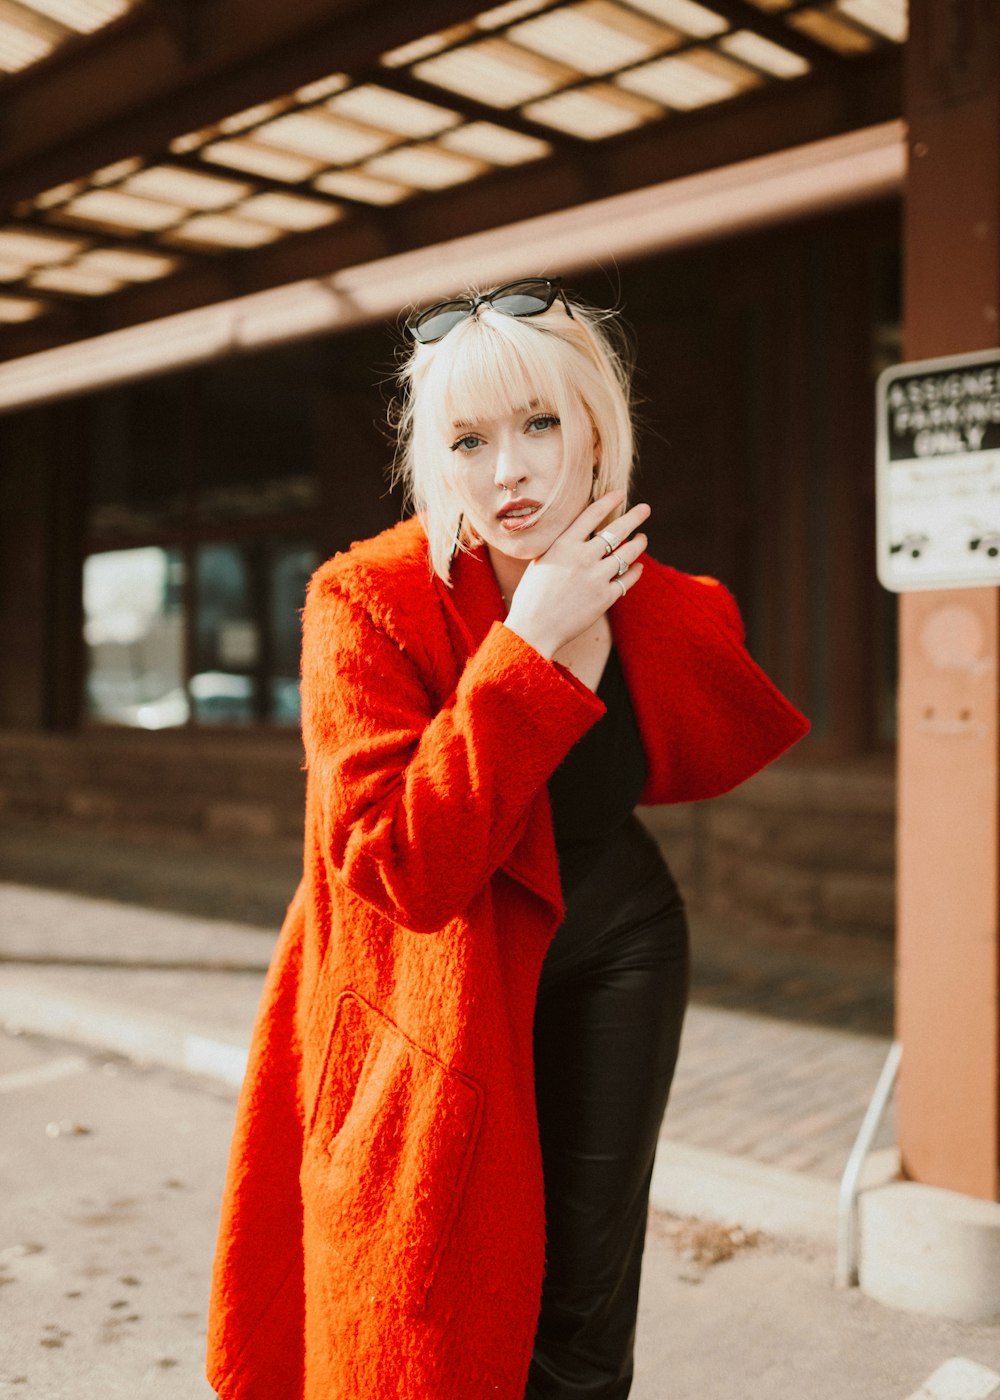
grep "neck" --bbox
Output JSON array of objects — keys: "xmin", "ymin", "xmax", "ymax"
[{"xmin": 486, "ymin": 547, "xmax": 530, "ymax": 611}]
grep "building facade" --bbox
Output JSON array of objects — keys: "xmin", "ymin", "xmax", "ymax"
[{"xmin": 0, "ymin": 196, "xmax": 901, "ymax": 940}]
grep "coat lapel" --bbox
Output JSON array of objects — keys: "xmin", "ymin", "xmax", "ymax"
[
  {"xmin": 434, "ymin": 545, "xmax": 567, "ymax": 927},
  {"xmin": 612, "ymin": 558, "xmax": 809, "ymax": 804}
]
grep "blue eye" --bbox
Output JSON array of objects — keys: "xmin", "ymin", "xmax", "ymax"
[
  {"xmin": 527, "ymin": 414, "xmax": 560, "ymax": 432},
  {"xmin": 450, "ymin": 434, "xmax": 484, "ymax": 453}
]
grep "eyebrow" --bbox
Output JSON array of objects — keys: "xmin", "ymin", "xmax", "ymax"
[{"xmin": 451, "ymin": 400, "xmax": 541, "ymax": 431}]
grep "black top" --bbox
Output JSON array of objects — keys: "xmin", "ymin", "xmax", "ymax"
[{"xmin": 548, "ymin": 645, "xmax": 649, "ymax": 895}]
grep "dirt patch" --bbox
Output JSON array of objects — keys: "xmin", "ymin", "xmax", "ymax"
[{"xmin": 650, "ymin": 1213, "xmax": 762, "ymax": 1268}]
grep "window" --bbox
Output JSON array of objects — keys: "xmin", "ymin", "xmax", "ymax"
[
  {"xmin": 83, "ymin": 546, "xmax": 187, "ymax": 728},
  {"xmin": 269, "ymin": 541, "xmax": 317, "ymax": 724},
  {"xmin": 84, "ymin": 538, "xmax": 317, "ymax": 728},
  {"xmin": 82, "ymin": 343, "xmax": 326, "ymax": 729}
]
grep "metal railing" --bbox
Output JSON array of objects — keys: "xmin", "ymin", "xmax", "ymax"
[{"xmin": 836, "ymin": 1039, "xmax": 903, "ymax": 1288}]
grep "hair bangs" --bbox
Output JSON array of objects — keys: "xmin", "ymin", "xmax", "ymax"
[{"xmin": 429, "ymin": 310, "xmax": 574, "ymax": 443}]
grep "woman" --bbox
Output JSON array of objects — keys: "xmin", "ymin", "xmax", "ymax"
[{"xmin": 207, "ymin": 277, "xmax": 808, "ymax": 1400}]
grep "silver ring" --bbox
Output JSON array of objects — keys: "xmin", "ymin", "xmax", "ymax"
[
  {"xmin": 597, "ymin": 529, "xmax": 619, "ymax": 557},
  {"xmin": 612, "ymin": 551, "xmax": 628, "ymax": 577},
  {"xmin": 616, "ymin": 578, "xmax": 626, "ymax": 599}
]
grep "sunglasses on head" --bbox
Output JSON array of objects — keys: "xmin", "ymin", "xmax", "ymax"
[{"xmin": 406, "ymin": 277, "xmax": 573, "ymax": 345}]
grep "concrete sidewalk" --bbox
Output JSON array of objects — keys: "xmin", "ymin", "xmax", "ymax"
[
  {"xmin": 0, "ymin": 877, "xmax": 898, "ymax": 1246},
  {"xmin": 6, "ymin": 836, "xmax": 1000, "ymax": 1400}
]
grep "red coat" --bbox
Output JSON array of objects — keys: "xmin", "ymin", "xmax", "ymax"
[{"xmin": 207, "ymin": 515, "xmax": 808, "ymax": 1400}]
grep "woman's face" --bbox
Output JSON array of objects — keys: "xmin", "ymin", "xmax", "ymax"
[{"xmin": 446, "ymin": 395, "xmax": 593, "ymax": 566}]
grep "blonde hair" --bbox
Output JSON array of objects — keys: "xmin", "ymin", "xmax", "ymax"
[{"xmin": 390, "ymin": 288, "xmax": 636, "ymax": 583}]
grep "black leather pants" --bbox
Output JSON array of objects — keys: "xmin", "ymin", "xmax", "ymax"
[{"xmin": 525, "ymin": 816, "xmax": 689, "ymax": 1400}]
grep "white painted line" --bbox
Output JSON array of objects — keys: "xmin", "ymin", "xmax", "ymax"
[
  {"xmin": 906, "ymin": 1358, "xmax": 1000, "ymax": 1400},
  {"xmin": 0, "ymin": 1055, "xmax": 88, "ymax": 1094}
]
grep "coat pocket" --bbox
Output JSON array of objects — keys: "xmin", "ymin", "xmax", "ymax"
[{"xmin": 301, "ymin": 988, "xmax": 483, "ymax": 1315}]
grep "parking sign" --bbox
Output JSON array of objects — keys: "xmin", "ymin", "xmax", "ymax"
[{"xmin": 876, "ymin": 347, "xmax": 1000, "ymax": 592}]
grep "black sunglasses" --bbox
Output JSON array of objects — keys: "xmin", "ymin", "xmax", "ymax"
[{"xmin": 406, "ymin": 277, "xmax": 573, "ymax": 344}]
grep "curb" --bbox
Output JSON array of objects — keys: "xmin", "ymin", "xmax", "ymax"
[
  {"xmin": 0, "ymin": 974, "xmax": 249, "ymax": 1088},
  {"xmin": 650, "ymin": 1139, "xmax": 838, "ymax": 1246},
  {"xmin": 0, "ymin": 968, "xmax": 843, "ymax": 1248}
]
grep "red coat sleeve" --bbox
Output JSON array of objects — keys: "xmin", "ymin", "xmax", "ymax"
[{"xmin": 301, "ymin": 578, "xmax": 604, "ymax": 932}]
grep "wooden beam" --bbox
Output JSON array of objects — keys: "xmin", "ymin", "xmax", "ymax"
[{"xmin": 0, "ymin": 51, "xmax": 900, "ymax": 365}]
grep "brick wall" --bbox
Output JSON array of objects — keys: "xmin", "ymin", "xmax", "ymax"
[
  {"xmin": 0, "ymin": 729, "xmax": 306, "ymax": 844},
  {"xmin": 641, "ymin": 758, "xmax": 895, "ymax": 942},
  {"xmin": 0, "ymin": 731, "xmax": 895, "ymax": 942}
]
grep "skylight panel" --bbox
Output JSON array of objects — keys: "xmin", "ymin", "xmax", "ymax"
[
  {"xmin": 0, "ymin": 226, "xmax": 87, "ymax": 264},
  {"xmin": 58, "ymin": 189, "xmax": 186, "ymax": 232},
  {"xmin": 255, "ymin": 110, "xmax": 397, "ymax": 165},
  {"xmin": 327, "ymin": 85, "xmax": 461, "ymax": 139},
  {"xmin": 439, "ymin": 121, "xmax": 552, "ymax": 165},
  {"xmin": 200, "ymin": 138, "xmax": 324, "ymax": 183},
  {"xmin": 312, "ymin": 169, "xmax": 412, "ymax": 205},
  {"xmin": 787, "ymin": 6, "xmax": 875, "ymax": 51},
  {"xmin": 524, "ymin": 81, "xmax": 662, "ymax": 137},
  {"xmin": 163, "ymin": 214, "xmax": 284, "ymax": 250},
  {"xmin": 509, "ymin": 1, "xmax": 677, "ymax": 77},
  {"xmin": 0, "ymin": 11, "xmax": 59, "ymax": 73},
  {"xmin": 124, "ymin": 165, "xmax": 251, "ymax": 211},
  {"xmin": 476, "ymin": 0, "xmax": 553, "ymax": 28},
  {"xmin": 75, "ymin": 248, "xmax": 179, "ymax": 281},
  {"xmin": 835, "ymin": 0, "xmax": 906, "ymax": 42},
  {"xmin": 364, "ymin": 143, "xmax": 488, "ymax": 190},
  {"xmin": 15, "ymin": 0, "xmax": 131, "ymax": 32},
  {"xmin": 238, "ymin": 193, "xmax": 344, "ymax": 232},
  {"xmin": 617, "ymin": 47, "xmax": 761, "ymax": 108},
  {"xmin": 90, "ymin": 157, "xmax": 143, "ymax": 187},
  {"xmin": 0, "ymin": 255, "xmax": 30, "ymax": 279},
  {"xmin": 170, "ymin": 129, "xmax": 213, "ymax": 156},
  {"xmin": 32, "ymin": 179, "xmax": 86, "ymax": 210},
  {"xmin": 218, "ymin": 99, "xmax": 292, "ymax": 136},
  {"xmin": 295, "ymin": 73, "xmax": 351, "ymax": 104},
  {"xmin": 624, "ymin": 0, "xmax": 728, "ymax": 37},
  {"xmin": 30, "ymin": 264, "xmax": 123, "ymax": 295},
  {"xmin": 381, "ymin": 25, "xmax": 475, "ymax": 68},
  {"xmin": 0, "ymin": 293, "xmax": 47, "ymax": 321},
  {"xmin": 413, "ymin": 36, "xmax": 576, "ymax": 108},
  {"xmin": 719, "ymin": 29, "xmax": 810, "ymax": 77}
]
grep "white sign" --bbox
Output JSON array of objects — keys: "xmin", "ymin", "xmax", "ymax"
[{"xmin": 876, "ymin": 347, "xmax": 1000, "ymax": 592}]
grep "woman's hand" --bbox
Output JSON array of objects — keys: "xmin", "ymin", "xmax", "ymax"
[{"xmin": 504, "ymin": 491, "xmax": 649, "ymax": 659}]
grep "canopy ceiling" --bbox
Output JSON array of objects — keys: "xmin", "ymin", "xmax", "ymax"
[{"xmin": 0, "ymin": 0, "xmax": 903, "ymax": 363}]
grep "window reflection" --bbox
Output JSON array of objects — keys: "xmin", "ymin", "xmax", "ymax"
[
  {"xmin": 268, "ymin": 541, "xmax": 317, "ymax": 726},
  {"xmin": 194, "ymin": 543, "xmax": 257, "ymax": 725},
  {"xmin": 83, "ymin": 547, "xmax": 187, "ymax": 728}
]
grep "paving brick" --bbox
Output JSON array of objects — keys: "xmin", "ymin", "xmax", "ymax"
[{"xmin": 1, "ymin": 817, "xmax": 899, "ymax": 1192}]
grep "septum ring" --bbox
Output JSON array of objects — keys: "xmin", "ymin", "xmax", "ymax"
[
  {"xmin": 612, "ymin": 551, "xmax": 628, "ymax": 577},
  {"xmin": 596, "ymin": 529, "xmax": 619, "ymax": 557}
]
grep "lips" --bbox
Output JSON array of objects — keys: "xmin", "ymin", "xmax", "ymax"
[{"xmin": 495, "ymin": 498, "xmax": 540, "ymax": 529}]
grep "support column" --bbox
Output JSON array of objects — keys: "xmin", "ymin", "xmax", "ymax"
[{"xmin": 896, "ymin": 0, "xmax": 1000, "ymax": 1199}]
